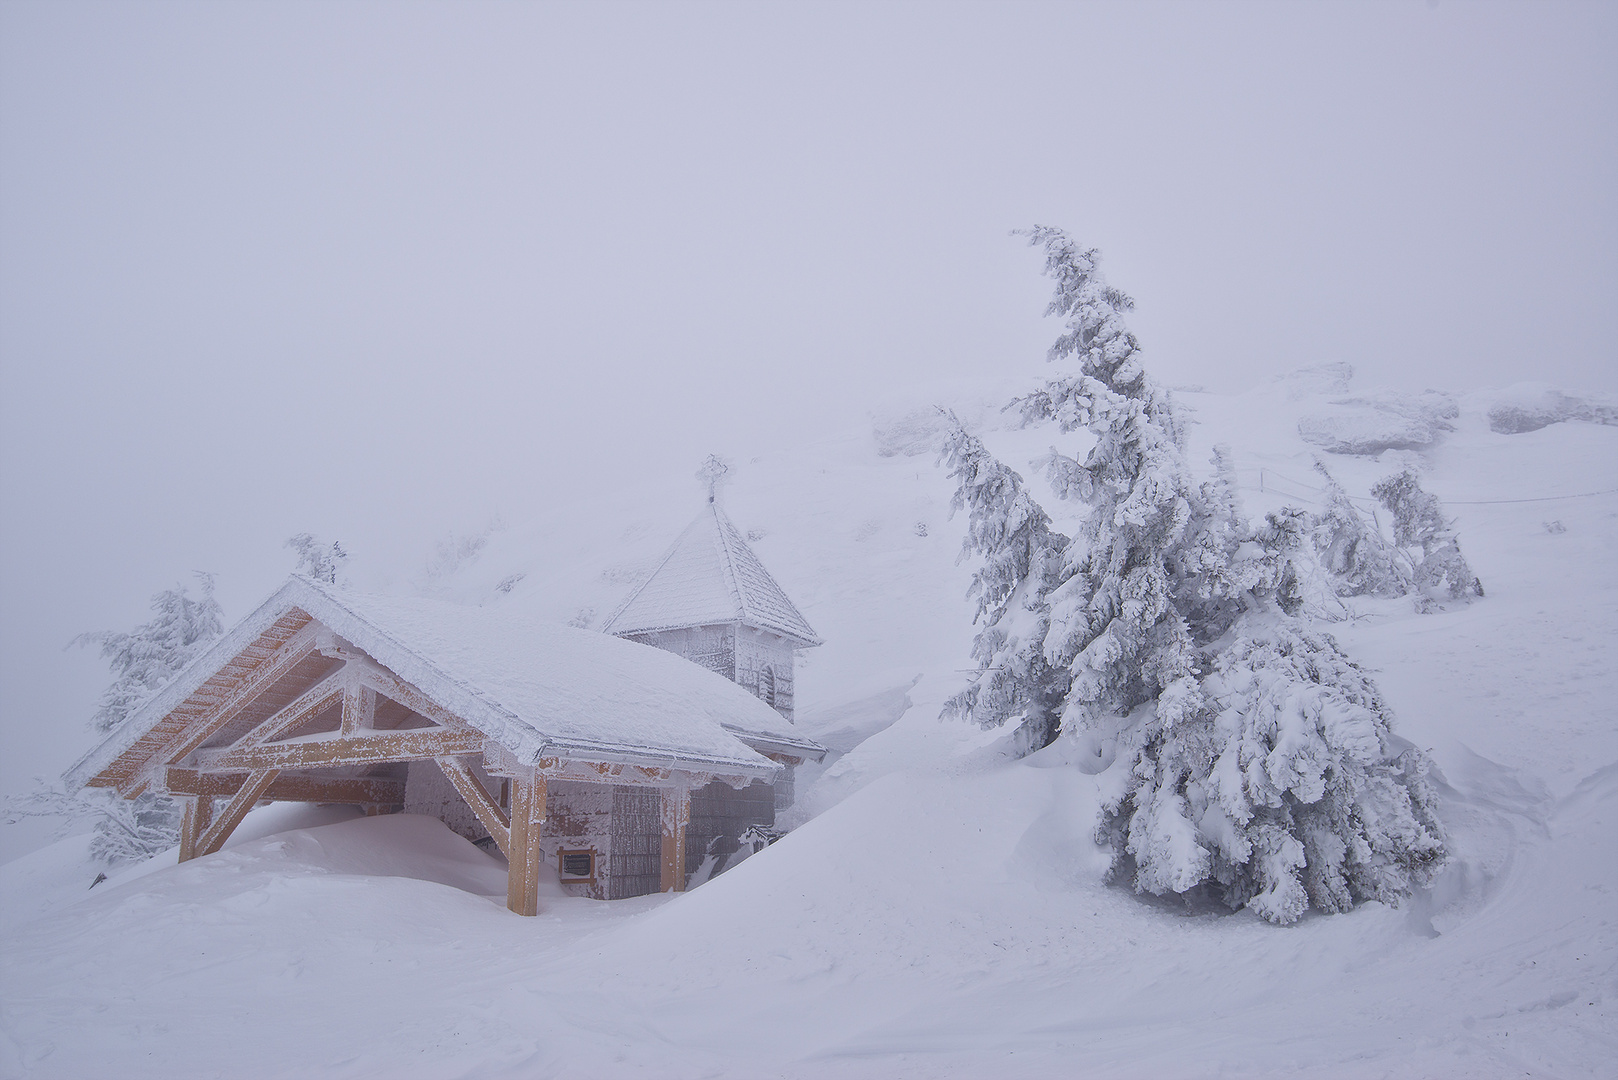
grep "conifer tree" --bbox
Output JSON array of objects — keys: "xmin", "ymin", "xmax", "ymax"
[
  {"xmin": 940, "ymin": 420, "xmax": 1070, "ymax": 750},
  {"xmin": 1311, "ymin": 459, "xmax": 1411, "ymax": 598},
  {"xmin": 1372, "ymin": 470, "xmax": 1483, "ymax": 604},
  {"xmin": 945, "ymin": 229, "xmax": 1447, "ymax": 922},
  {"xmin": 75, "ymin": 573, "xmax": 225, "ymax": 736},
  {"xmin": 57, "ymin": 573, "xmax": 226, "ymax": 864}
]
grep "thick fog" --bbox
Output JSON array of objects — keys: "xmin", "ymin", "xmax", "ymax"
[{"xmin": 1, "ymin": 1, "xmax": 1613, "ymax": 857}]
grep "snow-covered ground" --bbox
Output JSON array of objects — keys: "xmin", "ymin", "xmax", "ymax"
[{"xmin": 2, "ymin": 373, "xmax": 1614, "ymax": 1078}]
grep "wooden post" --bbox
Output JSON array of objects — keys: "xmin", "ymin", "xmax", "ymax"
[
  {"xmin": 177, "ymin": 795, "xmax": 214, "ymax": 863},
  {"xmin": 193, "ymin": 768, "xmax": 280, "ymax": 858},
  {"xmin": 660, "ymin": 782, "xmax": 691, "ymax": 893},
  {"xmin": 339, "ymin": 682, "xmax": 376, "ymax": 736},
  {"xmin": 505, "ymin": 769, "xmax": 547, "ymax": 916}
]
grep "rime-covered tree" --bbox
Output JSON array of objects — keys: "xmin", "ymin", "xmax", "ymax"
[
  {"xmin": 42, "ymin": 573, "xmax": 227, "ymax": 864},
  {"xmin": 75, "ymin": 573, "xmax": 225, "ymax": 736},
  {"xmin": 940, "ymin": 419, "xmax": 1070, "ymax": 751},
  {"xmin": 1311, "ymin": 459, "xmax": 1411, "ymax": 598},
  {"xmin": 286, "ymin": 533, "xmax": 348, "ymax": 584},
  {"xmin": 1372, "ymin": 470, "xmax": 1483, "ymax": 604},
  {"xmin": 944, "ymin": 228, "xmax": 1446, "ymax": 923}
]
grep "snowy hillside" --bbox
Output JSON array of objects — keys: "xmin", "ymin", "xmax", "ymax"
[{"xmin": 2, "ymin": 370, "xmax": 1614, "ymax": 1078}]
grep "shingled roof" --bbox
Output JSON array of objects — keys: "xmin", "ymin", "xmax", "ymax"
[{"xmin": 602, "ymin": 502, "xmax": 821, "ymax": 648}]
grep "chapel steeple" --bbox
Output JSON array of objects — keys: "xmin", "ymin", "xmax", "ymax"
[{"xmin": 601, "ymin": 467, "xmax": 819, "ymax": 721}]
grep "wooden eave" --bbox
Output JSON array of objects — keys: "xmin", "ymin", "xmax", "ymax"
[{"xmin": 82, "ymin": 608, "xmax": 317, "ymax": 795}]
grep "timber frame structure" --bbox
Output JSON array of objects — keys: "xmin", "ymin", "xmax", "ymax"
[{"xmin": 67, "ymin": 577, "xmax": 823, "ymax": 915}]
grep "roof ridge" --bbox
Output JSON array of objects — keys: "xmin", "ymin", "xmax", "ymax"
[{"xmin": 710, "ymin": 502, "xmax": 753, "ymax": 618}]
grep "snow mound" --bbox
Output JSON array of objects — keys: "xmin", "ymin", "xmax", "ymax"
[
  {"xmin": 1298, "ymin": 389, "xmax": 1458, "ymax": 455},
  {"xmin": 1271, "ymin": 360, "xmax": 1356, "ymax": 399}
]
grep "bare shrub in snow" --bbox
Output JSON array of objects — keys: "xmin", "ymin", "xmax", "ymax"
[{"xmin": 944, "ymin": 228, "xmax": 1447, "ymax": 923}]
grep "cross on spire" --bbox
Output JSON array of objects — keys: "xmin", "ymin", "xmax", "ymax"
[{"xmin": 696, "ymin": 454, "xmax": 730, "ymax": 505}]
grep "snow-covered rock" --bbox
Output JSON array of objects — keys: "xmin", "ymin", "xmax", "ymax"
[{"xmin": 1298, "ymin": 389, "xmax": 1459, "ymax": 455}]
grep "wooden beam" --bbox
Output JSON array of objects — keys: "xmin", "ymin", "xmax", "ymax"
[
  {"xmin": 660, "ymin": 783, "xmax": 691, "ymax": 893},
  {"xmin": 353, "ymin": 663, "xmax": 478, "ymax": 733},
  {"xmin": 435, "ymin": 757, "xmax": 510, "ymax": 858},
  {"xmin": 506, "ymin": 769, "xmax": 547, "ymax": 916},
  {"xmin": 195, "ymin": 728, "xmax": 485, "ymax": 773},
  {"xmin": 132, "ymin": 621, "xmax": 323, "ymax": 793},
  {"xmin": 177, "ymin": 795, "xmax": 214, "ymax": 863},
  {"xmin": 193, "ymin": 769, "xmax": 280, "ymax": 858},
  {"xmin": 339, "ymin": 683, "xmax": 376, "ymax": 736},
  {"xmin": 527, "ymin": 756, "xmax": 753, "ymax": 791},
  {"xmin": 164, "ymin": 767, "xmax": 404, "ymax": 806},
  {"xmin": 232, "ymin": 666, "xmax": 348, "ymax": 748}
]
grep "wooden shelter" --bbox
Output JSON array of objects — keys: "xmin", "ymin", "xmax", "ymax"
[{"xmin": 66, "ymin": 577, "xmax": 824, "ymax": 914}]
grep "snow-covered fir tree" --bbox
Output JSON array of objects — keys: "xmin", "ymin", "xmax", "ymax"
[
  {"xmin": 1372, "ymin": 469, "xmax": 1483, "ymax": 605},
  {"xmin": 75, "ymin": 573, "xmax": 225, "ymax": 736},
  {"xmin": 945, "ymin": 228, "xmax": 1447, "ymax": 923},
  {"xmin": 1310, "ymin": 459, "xmax": 1411, "ymax": 598},
  {"xmin": 286, "ymin": 532, "xmax": 348, "ymax": 584},
  {"xmin": 64, "ymin": 573, "xmax": 225, "ymax": 864},
  {"xmin": 939, "ymin": 419, "xmax": 1070, "ymax": 751}
]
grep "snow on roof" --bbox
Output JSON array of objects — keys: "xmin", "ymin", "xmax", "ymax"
[
  {"xmin": 69, "ymin": 576, "xmax": 823, "ymax": 791},
  {"xmin": 601, "ymin": 502, "xmax": 822, "ymax": 647}
]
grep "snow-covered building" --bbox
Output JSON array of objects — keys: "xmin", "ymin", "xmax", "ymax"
[
  {"xmin": 602, "ymin": 498, "xmax": 821, "ymax": 722},
  {"xmin": 66, "ymin": 576, "xmax": 824, "ymax": 914},
  {"xmin": 601, "ymin": 499, "xmax": 821, "ymax": 820}
]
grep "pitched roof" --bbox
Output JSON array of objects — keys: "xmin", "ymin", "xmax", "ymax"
[
  {"xmin": 601, "ymin": 502, "xmax": 822, "ymax": 647},
  {"xmin": 67, "ymin": 576, "xmax": 823, "ymax": 793}
]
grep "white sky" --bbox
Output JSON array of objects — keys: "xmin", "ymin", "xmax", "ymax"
[{"xmin": 1, "ymin": 0, "xmax": 1614, "ymax": 852}]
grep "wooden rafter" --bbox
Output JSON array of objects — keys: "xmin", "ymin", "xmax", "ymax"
[
  {"xmin": 435, "ymin": 757, "xmax": 510, "ymax": 857},
  {"xmin": 352, "ymin": 662, "xmax": 474, "ymax": 732},
  {"xmin": 128, "ymin": 621, "xmax": 323, "ymax": 795},
  {"xmin": 194, "ymin": 728, "xmax": 485, "ymax": 773},
  {"xmin": 164, "ymin": 767, "xmax": 404, "ymax": 806},
  {"xmin": 232, "ymin": 666, "xmax": 349, "ymax": 748}
]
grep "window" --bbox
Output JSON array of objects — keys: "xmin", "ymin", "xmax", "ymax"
[
  {"xmin": 558, "ymin": 849, "xmax": 596, "ymax": 881},
  {"xmin": 757, "ymin": 666, "xmax": 776, "ymax": 708}
]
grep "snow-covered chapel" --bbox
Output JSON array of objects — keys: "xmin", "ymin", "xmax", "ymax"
[
  {"xmin": 66, "ymin": 501, "xmax": 824, "ymax": 915},
  {"xmin": 603, "ymin": 497, "xmax": 821, "ymax": 723}
]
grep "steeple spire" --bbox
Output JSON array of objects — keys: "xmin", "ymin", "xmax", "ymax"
[{"xmin": 696, "ymin": 454, "xmax": 729, "ymax": 506}]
